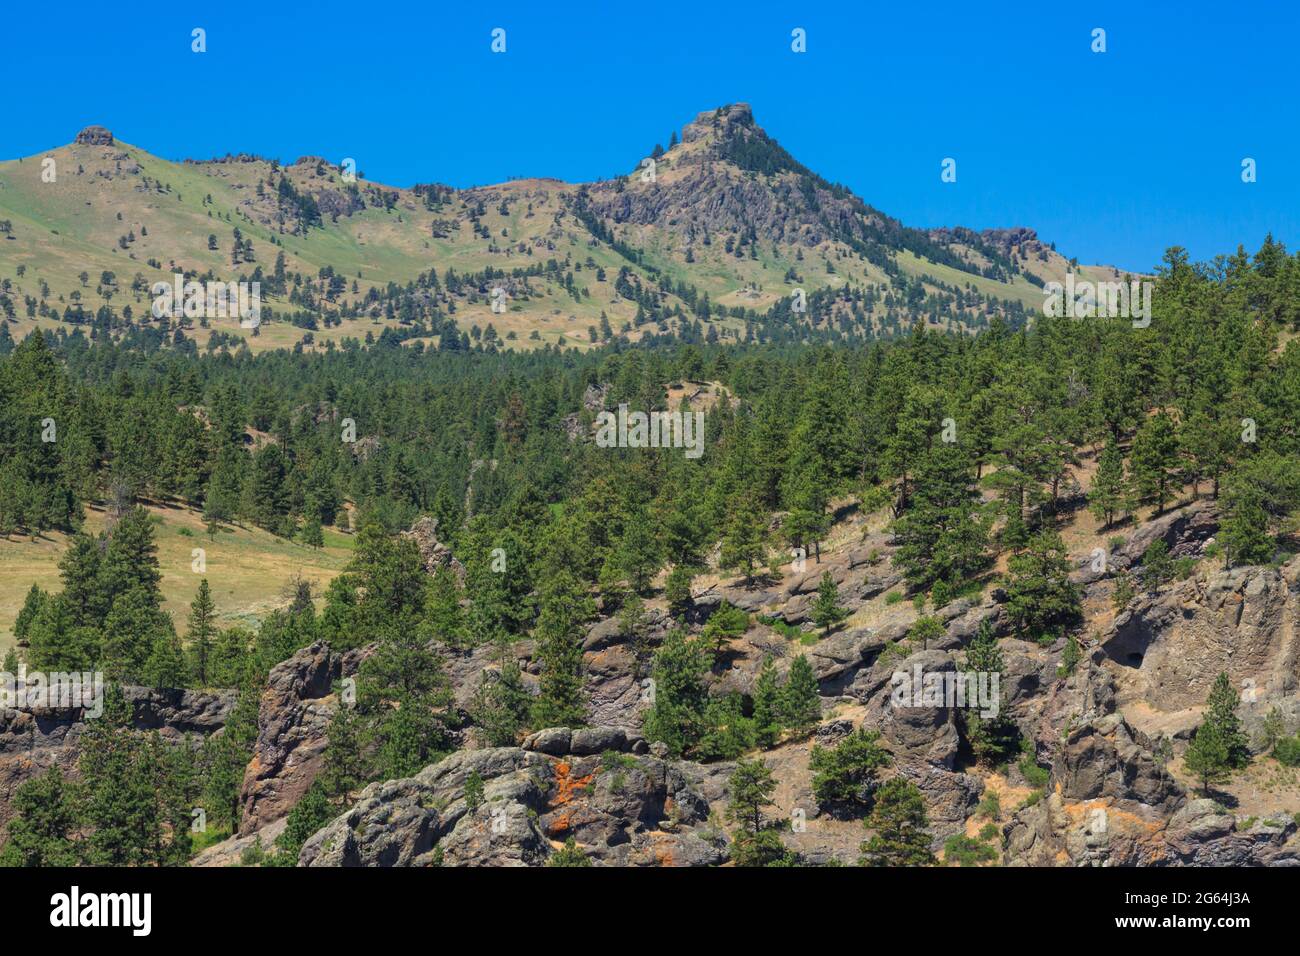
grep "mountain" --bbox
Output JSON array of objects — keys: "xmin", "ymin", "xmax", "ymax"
[{"xmin": 0, "ymin": 106, "xmax": 1129, "ymax": 354}]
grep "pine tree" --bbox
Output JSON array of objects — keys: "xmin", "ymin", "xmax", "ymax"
[
  {"xmin": 1260, "ymin": 705, "xmax": 1286, "ymax": 754},
  {"xmin": 212, "ymin": 626, "xmax": 253, "ymax": 686},
  {"xmin": 751, "ymin": 656, "xmax": 782, "ymax": 747},
  {"xmin": 99, "ymin": 506, "xmax": 163, "ymax": 605},
  {"xmin": 78, "ymin": 686, "xmax": 166, "ymax": 865},
  {"xmin": 811, "ymin": 571, "xmax": 848, "ymax": 636},
  {"xmin": 893, "ymin": 443, "xmax": 988, "ymax": 590},
  {"xmin": 1003, "ymin": 530, "xmax": 1080, "ymax": 639},
  {"xmin": 530, "ymin": 570, "xmax": 592, "ymax": 728},
  {"xmin": 152, "ymin": 732, "xmax": 199, "ymax": 866},
  {"xmin": 779, "ymin": 654, "xmax": 821, "ymax": 734},
  {"xmin": 300, "ymin": 512, "xmax": 324, "ymax": 549},
  {"xmin": 809, "ymin": 727, "xmax": 890, "ymax": 812},
  {"xmin": 469, "ymin": 646, "xmax": 532, "ymax": 746},
  {"xmin": 103, "ymin": 588, "xmax": 174, "ymax": 683},
  {"xmin": 202, "ymin": 677, "xmax": 260, "ymax": 834},
  {"xmin": 322, "ymin": 704, "xmax": 366, "ymax": 800},
  {"xmin": 727, "ymin": 758, "xmax": 776, "ymax": 835},
  {"xmin": 960, "ymin": 622, "xmax": 1017, "ymax": 762},
  {"xmin": 464, "ymin": 769, "xmax": 485, "ymax": 810},
  {"xmin": 1180, "ymin": 411, "xmax": 1231, "ymax": 499},
  {"xmin": 615, "ymin": 507, "xmax": 660, "ymax": 595},
  {"xmin": 908, "ymin": 615, "xmax": 945, "ymax": 651},
  {"xmin": 1219, "ymin": 480, "xmax": 1272, "ymax": 567},
  {"xmin": 424, "ymin": 564, "xmax": 466, "ymax": 646},
  {"xmin": 354, "ymin": 539, "xmax": 456, "ymax": 778},
  {"xmin": 719, "ymin": 494, "xmax": 768, "ymax": 585},
  {"xmin": 144, "ymin": 626, "xmax": 187, "ymax": 690},
  {"xmin": 701, "ymin": 600, "xmax": 748, "ymax": 657},
  {"xmin": 188, "ymin": 579, "xmax": 217, "ymax": 685},
  {"xmin": 1183, "ymin": 722, "xmax": 1232, "ymax": 796},
  {"xmin": 274, "ymin": 781, "xmax": 334, "ymax": 862},
  {"xmin": 697, "ymin": 692, "xmax": 757, "ymax": 761},
  {"xmin": 1088, "ymin": 443, "xmax": 1129, "ymax": 529},
  {"xmin": 548, "ymin": 836, "xmax": 592, "ymax": 867},
  {"xmin": 664, "ymin": 564, "xmax": 695, "ymax": 619},
  {"xmin": 859, "ymin": 778, "xmax": 936, "ymax": 866},
  {"xmin": 1057, "ymin": 634, "xmax": 1082, "ymax": 677},
  {"xmin": 59, "ymin": 532, "xmax": 105, "ymax": 627},
  {"xmin": 1129, "ymin": 412, "xmax": 1180, "ymax": 514},
  {"xmin": 782, "ymin": 465, "xmax": 831, "ymax": 561},
  {"xmin": 0, "ymin": 767, "xmax": 80, "ymax": 866},
  {"xmin": 726, "ymin": 758, "xmax": 787, "ymax": 866},
  {"xmin": 373, "ymin": 696, "xmax": 448, "ymax": 779},
  {"xmin": 642, "ymin": 629, "xmax": 710, "ymax": 758},
  {"xmin": 1204, "ymin": 671, "xmax": 1250, "ymax": 768},
  {"xmin": 12, "ymin": 584, "xmax": 49, "ymax": 644}
]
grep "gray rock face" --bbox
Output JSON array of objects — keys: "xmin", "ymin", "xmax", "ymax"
[
  {"xmin": 1241, "ymin": 694, "xmax": 1300, "ymax": 753},
  {"xmin": 1163, "ymin": 801, "xmax": 1299, "ymax": 865},
  {"xmin": 1073, "ymin": 499, "xmax": 1219, "ymax": 586},
  {"xmin": 805, "ymin": 627, "xmax": 884, "ymax": 694},
  {"xmin": 1007, "ymin": 788, "xmax": 1300, "ymax": 867},
  {"xmin": 75, "ymin": 125, "xmax": 114, "ymax": 146},
  {"xmin": 1054, "ymin": 715, "xmax": 1183, "ymax": 814},
  {"xmin": 585, "ymin": 104, "xmax": 886, "ymax": 251},
  {"xmin": 871, "ymin": 649, "xmax": 962, "ymax": 770},
  {"xmin": 1001, "ymin": 702, "xmax": 1300, "ymax": 867},
  {"xmin": 1103, "ymin": 559, "xmax": 1297, "ymax": 710},
  {"xmin": 402, "ymin": 516, "xmax": 465, "ymax": 580},
  {"xmin": 850, "ymin": 647, "xmax": 984, "ymax": 843},
  {"xmin": 239, "ymin": 641, "xmax": 345, "ymax": 835},
  {"xmin": 299, "ymin": 733, "xmax": 727, "ymax": 867}
]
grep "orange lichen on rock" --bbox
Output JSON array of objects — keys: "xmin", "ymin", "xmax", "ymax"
[{"xmin": 549, "ymin": 760, "xmax": 595, "ymax": 809}]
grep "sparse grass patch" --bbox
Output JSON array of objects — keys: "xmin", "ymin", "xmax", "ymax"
[{"xmin": 943, "ymin": 833, "xmax": 998, "ymax": 866}]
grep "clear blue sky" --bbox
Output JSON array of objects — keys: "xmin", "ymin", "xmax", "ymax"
[{"xmin": 6, "ymin": 0, "xmax": 1296, "ymax": 272}]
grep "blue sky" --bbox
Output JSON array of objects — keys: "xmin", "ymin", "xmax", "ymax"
[{"xmin": 5, "ymin": 0, "xmax": 1296, "ymax": 272}]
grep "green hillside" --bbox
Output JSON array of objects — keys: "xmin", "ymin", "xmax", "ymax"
[{"xmin": 0, "ymin": 107, "xmax": 1135, "ymax": 357}]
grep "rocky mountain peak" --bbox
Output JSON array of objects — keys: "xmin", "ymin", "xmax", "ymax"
[
  {"xmin": 74, "ymin": 125, "xmax": 114, "ymax": 146},
  {"xmin": 681, "ymin": 103, "xmax": 756, "ymax": 145}
]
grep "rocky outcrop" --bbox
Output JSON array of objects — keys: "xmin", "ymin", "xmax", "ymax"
[
  {"xmin": 1102, "ymin": 558, "xmax": 1299, "ymax": 710},
  {"xmin": 239, "ymin": 642, "xmax": 349, "ymax": 835},
  {"xmin": 1006, "ymin": 787, "xmax": 1300, "ymax": 867},
  {"xmin": 584, "ymin": 104, "xmax": 889, "ymax": 250},
  {"xmin": 1001, "ymin": 708, "xmax": 1300, "ymax": 866},
  {"xmin": 846, "ymin": 648, "xmax": 984, "ymax": 841},
  {"xmin": 1073, "ymin": 499, "xmax": 1219, "ymax": 586},
  {"xmin": 402, "ymin": 516, "xmax": 465, "ymax": 579},
  {"xmin": 299, "ymin": 732, "xmax": 728, "ymax": 867},
  {"xmin": 74, "ymin": 125, "xmax": 114, "ymax": 146},
  {"xmin": 1053, "ymin": 714, "xmax": 1183, "ymax": 814},
  {"xmin": 1162, "ymin": 800, "xmax": 1299, "ymax": 865}
]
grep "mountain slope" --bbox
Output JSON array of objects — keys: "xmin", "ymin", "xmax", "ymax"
[{"xmin": 0, "ymin": 107, "xmax": 1130, "ymax": 353}]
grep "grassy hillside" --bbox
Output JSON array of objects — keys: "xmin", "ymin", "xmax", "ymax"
[
  {"xmin": 0, "ymin": 107, "xmax": 1138, "ymax": 356},
  {"xmin": 0, "ymin": 501, "xmax": 353, "ymax": 650}
]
